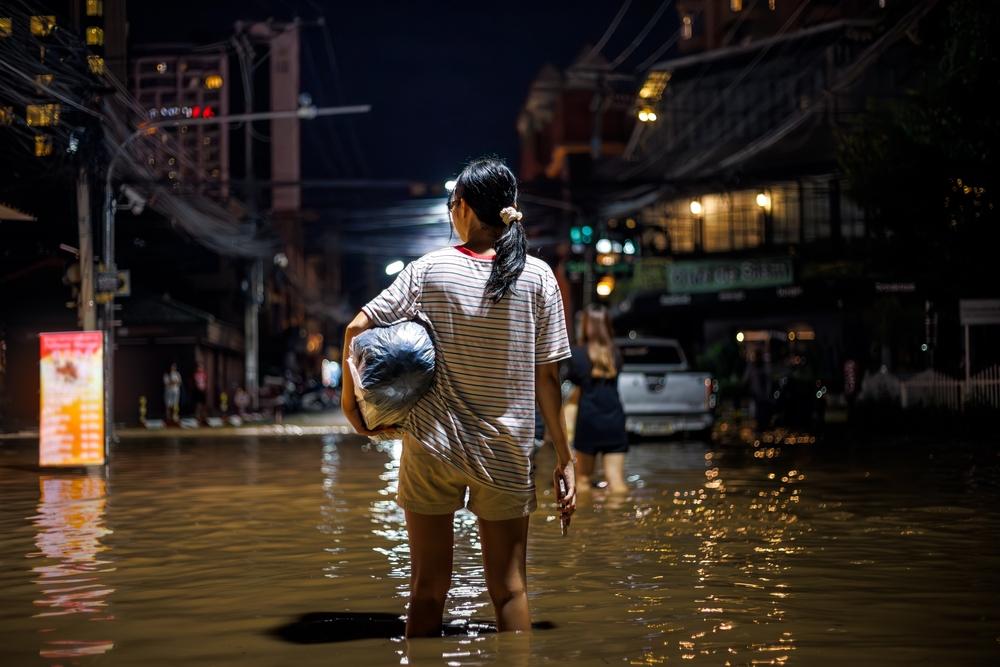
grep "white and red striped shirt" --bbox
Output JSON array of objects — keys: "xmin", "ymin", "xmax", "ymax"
[{"xmin": 363, "ymin": 246, "xmax": 571, "ymax": 492}]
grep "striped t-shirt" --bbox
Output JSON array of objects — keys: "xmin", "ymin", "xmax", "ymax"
[{"xmin": 362, "ymin": 246, "xmax": 571, "ymax": 493}]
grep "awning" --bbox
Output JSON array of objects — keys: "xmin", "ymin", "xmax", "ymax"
[{"xmin": 0, "ymin": 202, "xmax": 36, "ymax": 221}]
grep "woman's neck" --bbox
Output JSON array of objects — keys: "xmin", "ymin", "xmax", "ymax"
[{"xmin": 462, "ymin": 230, "xmax": 497, "ymax": 256}]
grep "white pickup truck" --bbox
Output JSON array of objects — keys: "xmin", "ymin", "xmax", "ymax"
[{"xmin": 615, "ymin": 337, "xmax": 716, "ymax": 437}]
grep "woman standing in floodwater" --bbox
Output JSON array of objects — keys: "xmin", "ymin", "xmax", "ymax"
[
  {"xmin": 567, "ymin": 305, "xmax": 629, "ymax": 493},
  {"xmin": 341, "ymin": 158, "xmax": 576, "ymax": 637}
]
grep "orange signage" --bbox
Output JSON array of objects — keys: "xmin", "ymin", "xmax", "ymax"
[{"xmin": 39, "ymin": 332, "xmax": 105, "ymax": 466}]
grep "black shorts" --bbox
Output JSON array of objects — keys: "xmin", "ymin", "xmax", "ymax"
[{"xmin": 573, "ymin": 438, "xmax": 629, "ymax": 456}]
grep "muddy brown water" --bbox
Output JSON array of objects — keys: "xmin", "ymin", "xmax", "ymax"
[{"xmin": 1, "ymin": 434, "xmax": 998, "ymax": 665}]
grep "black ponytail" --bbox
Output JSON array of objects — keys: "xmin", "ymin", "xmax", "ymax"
[{"xmin": 454, "ymin": 157, "xmax": 527, "ymax": 303}]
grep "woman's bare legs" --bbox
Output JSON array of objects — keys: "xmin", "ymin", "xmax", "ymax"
[
  {"xmin": 404, "ymin": 510, "xmax": 454, "ymax": 638},
  {"xmin": 603, "ymin": 452, "xmax": 628, "ymax": 493},
  {"xmin": 478, "ymin": 515, "xmax": 531, "ymax": 632},
  {"xmin": 574, "ymin": 451, "xmax": 597, "ymax": 491}
]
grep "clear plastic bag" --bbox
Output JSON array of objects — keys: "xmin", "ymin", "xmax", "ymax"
[{"xmin": 348, "ymin": 321, "xmax": 436, "ymax": 435}]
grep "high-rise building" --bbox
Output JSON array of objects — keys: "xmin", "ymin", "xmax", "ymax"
[
  {"xmin": 0, "ymin": 0, "xmax": 127, "ymax": 159},
  {"xmin": 132, "ymin": 50, "xmax": 230, "ymax": 199}
]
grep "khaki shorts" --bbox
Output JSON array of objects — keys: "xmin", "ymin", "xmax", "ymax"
[{"xmin": 397, "ymin": 435, "xmax": 536, "ymax": 522}]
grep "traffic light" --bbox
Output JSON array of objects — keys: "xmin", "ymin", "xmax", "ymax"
[{"xmin": 569, "ymin": 225, "xmax": 594, "ymax": 246}]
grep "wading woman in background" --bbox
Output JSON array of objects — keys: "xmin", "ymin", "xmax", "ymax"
[
  {"xmin": 341, "ymin": 158, "xmax": 576, "ymax": 637},
  {"xmin": 567, "ymin": 304, "xmax": 629, "ymax": 493}
]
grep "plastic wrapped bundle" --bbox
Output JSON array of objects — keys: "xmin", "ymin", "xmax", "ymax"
[{"xmin": 349, "ymin": 321, "xmax": 436, "ymax": 437}]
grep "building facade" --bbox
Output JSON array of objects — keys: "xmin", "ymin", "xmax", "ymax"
[{"xmin": 519, "ymin": 0, "xmax": 937, "ymax": 393}]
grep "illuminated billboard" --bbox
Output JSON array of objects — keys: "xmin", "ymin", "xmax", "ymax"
[{"xmin": 39, "ymin": 332, "xmax": 105, "ymax": 467}]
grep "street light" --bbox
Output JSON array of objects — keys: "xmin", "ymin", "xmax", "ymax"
[
  {"xmin": 596, "ymin": 275, "xmax": 615, "ymax": 297},
  {"xmin": 689, "ymin": 199, "xmax": 703, "ymax": 215},
  {"xmin": 755, "ymin": 192, "xmax": 771, "ymax": 209},
  {"xmin": 444, "ymin": 179, "xmax": 457, "ymax": 192},
  {"xmin": 595, "ymin": 238, "xmax": 613, "ymax": 254},
  {"xmin": 385, "ymin": 260, "xmax": 405, "ymax": 276},
  {"xmin": 99, "ymin": 103, "xmax": 372, "ymax": 456}
]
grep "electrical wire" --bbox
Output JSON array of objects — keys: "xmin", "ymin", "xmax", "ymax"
[
  {"xmin": 619, "ymin": 0, "xmax": 816, "ymax": 180},
  {"xmin": 609, "ymin": 1, "xmax": 674, "ymax": 70},
  {"xmin": 587, "ymin": 0, "xmax": 634, "ymax": 60}
]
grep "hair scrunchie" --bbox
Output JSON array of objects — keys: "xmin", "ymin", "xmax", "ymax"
[{"xmin": 499, "ymin": 206, "xmax": 523, "ymax": 226}]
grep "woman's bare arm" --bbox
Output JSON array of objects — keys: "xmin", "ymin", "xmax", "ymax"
[
  {"xmin": 536, "ymin": 361, "xmax": 576, "ymax": 517},
  {"xmin": 340, "ymin": 310, "xmax": 395, "ymax": 437}
]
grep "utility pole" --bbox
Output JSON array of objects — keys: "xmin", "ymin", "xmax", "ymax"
[
  {"xmin": 101, "ymin": 170, "xmax": 116, "ymax": 460},
  {"xmin": 76, "ymin": 168, "xmax": 96, "ymax": 330},
  {"xmin": 238, "ymin": 33, "xmax": 263, "ymax": 412},
  {"xmin": 582, "ymin": 219, "xmax": 595, "ymax": 309}
]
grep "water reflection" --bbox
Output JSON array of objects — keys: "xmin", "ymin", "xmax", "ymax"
[
  {"xmin": 28, "ymin": 474, "xmax": 115, "ymax": 660},
  {"xmin": 319, "ymin": 436, "xmax": 347, "ymax": 578}
]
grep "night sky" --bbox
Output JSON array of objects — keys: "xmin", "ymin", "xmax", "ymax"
[{"xmin": 128, "ymin": 0, "xmax": 675, "ymax": 183}]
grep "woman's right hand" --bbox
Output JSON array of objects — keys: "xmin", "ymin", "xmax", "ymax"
[{"xmin": 341, "ymin": 395, "xmax": 398, "ymax": 438}]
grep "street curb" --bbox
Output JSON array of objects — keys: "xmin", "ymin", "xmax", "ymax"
[{"xmin": 0, "ymin": 416, "xmax": 354, "ymax": 442}]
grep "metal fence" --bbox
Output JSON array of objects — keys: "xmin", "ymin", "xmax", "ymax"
[
  {"xmin": 966, "ymin": 365, "xmax": 1000, "ymax": 409},
  {"xmin": 896, "ymin": 366, "xmax": 1000, "ymax": 411}
]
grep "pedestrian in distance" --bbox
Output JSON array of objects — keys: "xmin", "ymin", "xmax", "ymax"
[
  {"xmin": 163, "ymin": 362, "xmax": 181, "ymax": 424},
  {"xmin": 341, "ymin": 157, "xmax": 576, "ymax": 638},
  {"xmin": 566, "ymin": 304, "xmax": 629, "ymax": 494},
  {"xmin": 192, "ymin": 362, "xmax": 208, "ymax": 423},
  {"xmin": 743, "ymin": 349, "xmax": 772, "ymax": 429},
  {"xmin": 233, "ymin": 386, "xmax": 250, "ymax": 417}
]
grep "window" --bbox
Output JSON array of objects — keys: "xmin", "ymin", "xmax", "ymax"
[
  {"xmin": 86, "ymin": 26, "xmax": 103, "ymax": 45},
  {"xmin": 0, "ymin": 106, "xmax": 14, "ymax": 125},
  {"xmin": 840, "ymin": 191, "xmax": 867, "ymax": 240},
  {"xmin": 35, "ymin": 134, "xmax": 54, "ymax": 157},
  {"xmin": 35, "ymin": 73, "xmax": 53, "ymax": 92},
  {"xmin": 26, "ymin": 103, "xmax": 60, "ymax": 127},
  {"xmin": 730, "ymin": 193, "xmax": 763, "ymax": 250},
  {"xmin": 731, "ymin": 0, "xmax": 744, "ymax": 11},
  {"xmin": 87, "ymin": 55, "xmax": 104, "ymax": 74},
  {"xmin": 801, "ymin": 180, "xmax": 832, "ymax": 242},
  {"xmin": 620, "ymin": 344, "xmax": 683, "ymax": 366},
  {"xmin": 769, "ymin": 0, "xmax": 777, "ymax": 9},
  {"xmin": 771, "ymin": 183, "xmax": 801, "ymax": 245},
  {"xmin": 0, "ymin": 18, "xmax": 11, "ymax": 38},
  {"xmin": 31, "ymin": 15, "xmax": 56, "ymax": 36},
  {"xmin": 666, "ymin": 215, "xmax": 695, "ymax": 253},
  {"xmin": 86, "ymin": 0, "xmax": 104, "ymax": 16},
  {"xmin": 639, "ymin": 71, "xmax": 670, "ymax": 102}
]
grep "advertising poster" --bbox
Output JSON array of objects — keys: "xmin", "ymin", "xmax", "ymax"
[{"xmin": 39, "ymin": 332, "xmax": 105, "ymax": 467}]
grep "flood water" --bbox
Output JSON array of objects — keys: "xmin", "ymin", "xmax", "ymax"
[{"xmin": 1, "ymin": 434, "xmax": 998, "ymax": 666}]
